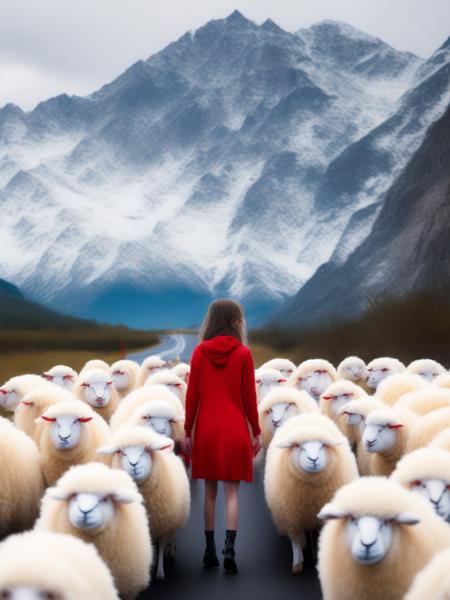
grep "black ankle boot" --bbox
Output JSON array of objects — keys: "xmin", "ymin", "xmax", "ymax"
[
  {"xmin": 203, "ymin": 530, "xmax": 219, "ymax": 568},
  {"xmin": 222, "ymin": 529, "xmax": 238, "ymax": 574}
]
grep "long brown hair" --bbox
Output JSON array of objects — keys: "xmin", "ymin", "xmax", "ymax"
[{"xmin": 199, "ymin": 299, "xmax": 247, "ymax": 343}]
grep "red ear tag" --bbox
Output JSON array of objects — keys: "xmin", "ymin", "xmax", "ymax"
[
  {"xmin": 79, "ymin": 417, "xmax": 93, "ymax": 423},
  {"xmin": 41, "ymin": 416, "xmax": 56, "ymax": 422},
  {"xmin": 322, "ymin": 395, "xmax": 334, "ymax": 400},
  {"xmin": 22, "ymin": 401, "xmax": 33, "ymax": 406},
  {"xmin": 388, "ymin": 423, "xmax": 403, "ymax": 429}
]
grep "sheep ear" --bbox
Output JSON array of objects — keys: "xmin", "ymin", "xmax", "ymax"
[
  {"xmin": 171, "ymin": 415, "xmax": 184, "ymax": 423},
  {"xmin": 395, "ymin": 512, "xmax": 420, "ymax": 525},
  {"xmin": 317, "ymin": 503, "xmax": 346, "ymax": 521},
  {"xmin": 96, "ymin": 446, "xmax": 116, "ymax": 455},
  {"xmin": 150, "ymin": 438, "xmax": 174, "ymax": 452},
  {"xmin": 48, "ymin": 487, "xmax": 70, "ymax": 501},
  {"xmin": 113, "ymin": 490, "xmax": 138, "ymax": 504},
  {"xmin": 273, "ymin": 439, "xmax": 297, "ymax": 449},
  {"xmin": 324, "ymin": 440, "xmax": 344, "ymax": 448}
]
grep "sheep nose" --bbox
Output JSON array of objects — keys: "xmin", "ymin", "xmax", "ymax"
[
  {"xmin": 360, "ymin": 539, "xmax": 376, "ymax": 549},
  {"xmin": 129, "ymin": 459, "xmax": 139, "ymax": 467},
  {"xmin": 308, "ymin": 456, "xmax": 318, "ymax": 463},
  {"xmin": 59, "ymin": 433, "xmax": 71, "ymax": 441}
]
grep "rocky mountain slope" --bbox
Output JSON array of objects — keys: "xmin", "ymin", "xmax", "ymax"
[{"xmin": 277, "ymin": 100, "xmax": 450, "ymax": 327}]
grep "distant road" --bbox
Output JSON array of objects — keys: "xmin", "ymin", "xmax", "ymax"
[{"xmin": 127, "ymin": 333, "xmax": 198, "ymax": 364}]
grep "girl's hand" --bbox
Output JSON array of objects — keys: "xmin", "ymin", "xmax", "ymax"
[
  {"xmin": 253, "ymin": 434, "xmax": 262, "ymax": 456},
  {"xmin": 181, "ymin": 436, "xmax": 193, "ymax": 456}
]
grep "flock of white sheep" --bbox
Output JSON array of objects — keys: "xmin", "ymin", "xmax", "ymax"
[
  {"xmin": 0, "ymin": 353, "xmax": 450, "ymax": 599},
  {"xmin": 257, "ymin": 355, "xmax": 450, "ymax": 599}
]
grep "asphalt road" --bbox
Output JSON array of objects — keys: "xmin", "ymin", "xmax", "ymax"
[
  {"xmin": 131, "ymin": 333, "xmax": 323, "ymax": 599},
  {"xmin": 127, "ymin": 333, "xmax": 199, "ymax": 364}
]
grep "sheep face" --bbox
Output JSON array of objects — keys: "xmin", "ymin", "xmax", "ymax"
[
  {"xmin": 42, "ymin": 415, "xmax": 92, "ymax": 450},
  {"xmin": 343, "ymin": 410, "xmax": 364, "ymax": 427},
  {"xmin": 319, "ymin": 505, "xmax": 421, "ymax": 566},
  {"xmin": 120, "ymin": 446, "xmax": 152, "ymax": 482},
  {"xmin": 68, "ymin": 492, "xmax": 115, "ymax": 532},
  {"xmin": 80, "ymin": 374, "xmax": 113, "ymax": 408},
  {"xmin": 0, "ymin": 387, "xmax": 19, "ymax": 411},
  {"xmin": 322, "ymin": 392, "xmax": 354, "ymax": 417},
  {"xmin": 300, "ymin": 370, "xmax": 333, "ymax": 401},
  {"xmin": 340, "ymin": 359, "xmax": 366, "ymax": 381},
  {"xmin": 256, "ymin": 371, "xmax": 286, "ymax": 401},
  {"xmin": 410, "ymin": 479, "xmax": 450, "ymax": 521},
  {"xmin": 264, "ymin": 402, "xmax": 298, "ymax": 431},
  {"xmin": 112, "ymin": 369, "xmax": 130, "ymax": 391},
  {"xmin": 418, "ymin": 369, "xmax": 441, "ymax": 382},
  {"xmin": 295, "ymin": 441, "xmax": 328, "ymax": 473},
  {"xmin": 0, "ymin": 587, "xmax": 64, "ymax": 600},
  {"xmin": 143, "ymin": 415, "xmax": 172, "ymax": 437},
  {"xmin": 362, "ymin": 423, "xmax": 399, "ymax": 453},
  {"xmin": 366, "ymin": 367, "xmax": 392, "ymax": 389},
  {"xmin": 43, "ymin": 371, "xmax": 75, "ymax": 391}
]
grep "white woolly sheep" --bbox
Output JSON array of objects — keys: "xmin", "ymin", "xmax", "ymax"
[
  {"xmin": 336, "ymin": 356, "xmax": 367, "ymax": 386},
  {"xmin": 171, "ymin": 362, "xmax": 190, "ymax": 384},
  {"xmin": 36, "ymin": 462, "xmax": 152, "ymax": 600},
  {"xmin": 0, "ymin": 530, "xmax": 119, "ymax": 600},
  {"xmin": 335, "ymin": 397, "xmax": 387, "ymax": 473},
  {"xmin": 146, "ymin": 369, "xmax": 187, "ymax": 407},
  {"xmin": 287, "ymin": 359, "xmax": 337, "ymax": 402},
  {"xmin": 406, "ymin": 358, "xmax": 446, "ymax": 381},
  {"xmin": 37, "ymin": 400, "xmax": 112, "ymax": 485},
  {"xmin": 0, "ymin": 416, "xmax": 45, "ymax": 537},
  {"xmin": 404, "ymin": 548, "xmax": 450, "ymax": 600},
  {"xmin": 137, "ymin": 355, "xmax": 168, "ymax": 386},
  {"xmin": 429, "ymin": 428, "xmax": 450, "ymax": 452},
  {"xmin": 434, "ymin": 372, "xmax": 450, "ymax": 390},
  {"xmin": 320, "ymin": 380, "xmax": 367, "ymax": 423},
  {"xmin": 365, "ymin": 357, "xmax": 405, "ymax": 390},
  {"xmin": 255, "ymin": 368, "xmax": 286, "ymax": 403},
  {"xmin": 110, "ymin": 359, "xmax": 140, "ymax": 399},
  {"xmin": 264, "ymin": 413, "xmax": 358, "ymax": 574},
  {"xmin": 362, "ymin": 407, "xmax": 417, "ymax": 476},
  {"xmin": 317, "ymin": 477, "xmax": 450, "ymax": 600},
  {"xmin": 110, "ymin": 384, "xmax": 184, "ymax": 432},
  {"xmin": 258, "ymin": 387, "xmax": 319, "ymax": 448},
  {"xmin": 15, "ymin": 385, "xmax": 71, "ymax": 441},
  {"xmin": 74, "ymin": 367, "xmax": 119, "ymax": 422},
  {"xmin": 391, "ymin": 447, "xmax": 450, "ymax": 522},
  {"xmin": 98, "ymin": 427, "xmax": 190, "ymax": 581},
  {"xmin": 0, "ymin": 374, "xmax": 50, "ymax": 412},
  {"xmin": 407, "ymin": 407, "xmax": 450, "ymax": 452},
  {"xmin": 260, "ymin": 358, "xmax": 296, "ymax": 379},
  {"xmin": 42, "ymin": 364, "xmax": 78, "ymax": 391},
  {"xmin": 395, "ymin": 387, "xmax": 450, "ymax": 415},
  {"xmin": 79, "ymin": 359, "xmax": 110, "ymax": 376},
  {"xmin": 375, "ymin": 373, "xmax": 427, "ymax": 406},
  {"xmin": 126, "ymin": 400, "xmax": 185, "ymax": 442}
]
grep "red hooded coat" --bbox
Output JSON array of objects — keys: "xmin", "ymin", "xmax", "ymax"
[{"xmin": 184, "ymin": 335, "xmax": 261, "ymax": 482}]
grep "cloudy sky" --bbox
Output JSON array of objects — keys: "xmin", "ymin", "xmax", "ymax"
[{"xmin": 1, "ymin": 0, "xmax": 449, "ymax": 110}]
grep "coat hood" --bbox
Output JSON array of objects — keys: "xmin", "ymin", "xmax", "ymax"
[{"xmin": 199, "ymin": 336, "xmax": 242, "ymax": 367}]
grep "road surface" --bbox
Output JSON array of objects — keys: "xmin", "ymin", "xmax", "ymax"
[
  {"xmin": 127, "ymin": 333, "xmax": 198, "ymax": 364},
  {"xmin": 131, "ymin": 333, "xmax": 323, "ymax": 599}
]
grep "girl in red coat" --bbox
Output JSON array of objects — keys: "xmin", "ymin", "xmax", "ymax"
[{"xmin": 181, "ymin": 299, "xmax": 262, "ymax": 574}]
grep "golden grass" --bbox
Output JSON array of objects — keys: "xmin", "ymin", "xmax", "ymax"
[
  {"xmin": 0, "ymin": 348, "xmax": 152, "ymax": 383},
  {"xmin": 249, "ymin": 343, "xmax": 294, "ymax": 369}
]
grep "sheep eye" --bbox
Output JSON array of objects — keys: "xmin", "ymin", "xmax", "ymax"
[{"xmin": 115, "ymin": 449, "xmax": 123, "ymax": 455}]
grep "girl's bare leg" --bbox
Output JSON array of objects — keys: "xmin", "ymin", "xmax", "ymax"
[
  {"xmin": 204, "ymin": 479, "xmax": 218, "ymax": 530},
  {"xmin": 223, "ymin": 480, "xmax": 240, "ymax": 530}
]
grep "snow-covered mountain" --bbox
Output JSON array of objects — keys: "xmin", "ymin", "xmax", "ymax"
[{"xmin": 0, "ymin": 11, "xmax": 447, "ymax": 328}]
